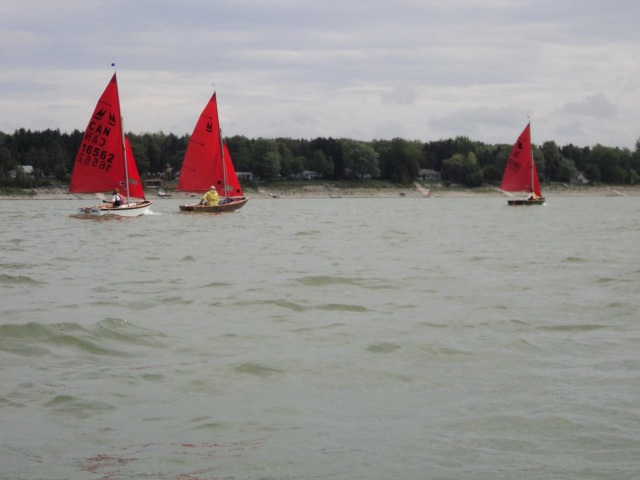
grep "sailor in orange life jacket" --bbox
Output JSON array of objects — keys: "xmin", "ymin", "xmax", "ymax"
[
  {"xmin": 526, "ymin": 189, "xmax": 537, "ymax": 201},
  {"xmin": 199, "ymin": 185, "xmax": 219, "ymax": 206}
]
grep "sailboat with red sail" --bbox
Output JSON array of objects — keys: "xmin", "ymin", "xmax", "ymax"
[
  {"xmin": 69, "ymin": 73, "xmax": 153, "ymax": 216},
  {"xmin": 500, "ymin": 122, "xmax": 545, "ymax": 205},
  {"xmin": 178, "ymin": 91, "xmax": 248, "ymax": 213}
]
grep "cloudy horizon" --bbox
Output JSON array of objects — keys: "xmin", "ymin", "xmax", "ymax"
[{"xmin": 2, "ymin": 0, "xmax": 639, "ymax": 148}]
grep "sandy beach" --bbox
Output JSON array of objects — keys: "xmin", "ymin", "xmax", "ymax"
[{"xmin": 1, "ymin": 183, "xmax": 638, "ymax": 200}]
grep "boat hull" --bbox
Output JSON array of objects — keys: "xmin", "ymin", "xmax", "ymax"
[
  {"xmin": 507, "ymin": 197, "xmax": 545, "ymax": 206},
  {"xmin": 77, "ymin": 200, "xmax": 154, "ymax": 217},
  {"xmin": 179, "ymin": 197, "xmax": 248, "ymax": 213}
]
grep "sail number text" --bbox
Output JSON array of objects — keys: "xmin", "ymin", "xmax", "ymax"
[{"xmin": 76, "ymin": 143, "xmax": 115, "ymax": 171}]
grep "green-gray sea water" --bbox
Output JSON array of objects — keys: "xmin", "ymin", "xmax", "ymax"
[{"xmin": 1, "ymin": 196, "xmax": 639, "ymax": 479}]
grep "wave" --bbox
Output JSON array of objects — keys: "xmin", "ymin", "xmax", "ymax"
[
  {"xmin": 234, "ymin": 361, "xmax": 283, "ymax": 377},
  {"xmin": 0, "ymin": 319, "xmax": 168, "ymax": 358},
  {"xmin": 0, "ymin": 273, "xmax": 43, "ymax": 286}
]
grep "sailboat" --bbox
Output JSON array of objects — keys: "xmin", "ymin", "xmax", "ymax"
[
  {"xmin": 69, "ymin": 73, "xmax": 153, "ymax": 216},
  {"xmin": 177, "ymin": 91, "xmax": 248, "ymax": 213},
  {"xmin": 500, "ymin": 122, "xmax": 545, "ymax": 206}
]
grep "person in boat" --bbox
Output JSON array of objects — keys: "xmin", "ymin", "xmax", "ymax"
[
  {"xmin": 103, "ymin": 188, "xmax": 123, "ymax": 207},
  {"xmin": 199, "ymin": 185, "xmax": 219, "ymax": 206},
  {"xmin": 525, "ymin": 190, "xmax": 537, "ymax": 201}
]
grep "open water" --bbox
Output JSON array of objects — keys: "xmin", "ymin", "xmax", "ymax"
[{"xmin": 1, "ymin": 195, "xmax": 639, "ymax": 479}]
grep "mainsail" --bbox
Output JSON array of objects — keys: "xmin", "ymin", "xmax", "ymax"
[
  {"xmin": 70, "ymin": 73, "xmax": 127, "ymax": 194},
  {"xmin": 177, "ymin": 92, "xmax": 223, "ymax": 193}
]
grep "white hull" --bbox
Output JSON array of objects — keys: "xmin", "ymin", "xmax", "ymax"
[{"xmin": 77, "ymin": 200, "xmax": 153, "ymax": 217}]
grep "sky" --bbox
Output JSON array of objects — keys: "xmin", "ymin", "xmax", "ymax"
[{"xmin": 1, "ymin": 0, "xmax": 639, "ymax": 149}]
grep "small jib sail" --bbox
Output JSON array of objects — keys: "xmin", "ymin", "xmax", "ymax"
[
  {"xmin": 500, "ymin": 122, "xmax": 545, "ymax": 205},
  {"xmin": 178, "ymin": 91, "xmax": 247, "ymax": 213},
  {"xmin": 69, "ymin": 73, "xmax": 152, "ymax": 216},
  {"xmin": 222, "ymin": 143, "xmax": 244, "ymax": 198},
  {"xmin": 124, "ymin": 136, "xmax": 145, "ymax": 199}
]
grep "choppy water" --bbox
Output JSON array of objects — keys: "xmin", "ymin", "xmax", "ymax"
[{"xmin": 1, "ymin": 196, "xmax": 639, "ymax": 479}]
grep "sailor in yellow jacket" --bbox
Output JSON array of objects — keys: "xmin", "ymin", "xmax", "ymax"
[{"xmin": 199, "ymin": 186, "xmax": 219, "ymax": 206}]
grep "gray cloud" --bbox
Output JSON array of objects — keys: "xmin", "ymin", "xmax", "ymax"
[
  {"xmin": 1, "ymin": 0, "xmax": 639, "ymax": 148},
  {"xmin": 560, "ymin": 93, "xmax": 618, "ymax": 118}
]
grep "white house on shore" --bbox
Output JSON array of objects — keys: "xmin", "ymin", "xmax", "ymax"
[
  {"xmin": 9, "ymin": 165, "xmax": 34, "ymax": 179},
  {"xmin": 418, "ymin": 169, "xmax": 441, "ymax": 181}
]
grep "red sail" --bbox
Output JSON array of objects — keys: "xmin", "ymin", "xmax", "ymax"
[
  {"xmin": 177, "ymin": 92, "xmax": 223, "ymax": 193},
  {"xmin": 500, "ymin": 123, "xmax": 542, "ymax": 196},
  {"xmin": 124, "ymin": 136, "xmax": 145, "ymax": 199},
  {"xmin": 222, "ymin": 143, "xmax": 244, "ymax": 198},
  {"xmin": 69, "ymin": 74, "xmax": 127, "ymax": 193},
  {"xmin": 531, "ymin": 156, "xmax": 542, "ymax": 197}
]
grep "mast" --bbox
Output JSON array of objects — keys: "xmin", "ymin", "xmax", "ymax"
[
  {"xmin": 214, "ymin": 92, "xmax": 229, "ymax": 198},
  {"xmin": 529, "ymin": 121, "xmax": 534, "ymax": 193},
  {"xmin": 114, "ymin": 71, "xmax": 131, "ymax": 203}
]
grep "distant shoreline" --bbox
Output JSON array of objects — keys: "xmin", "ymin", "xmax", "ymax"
[{"xmin": 1, "ymin": 184, "xmax": 638, "ymax": 200}]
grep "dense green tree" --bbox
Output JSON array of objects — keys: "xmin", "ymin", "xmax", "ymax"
[
  {"xmin": 376, "ymin": 138, "xmax": 421, "ymax": 184},
  {"xmin": 276, "ymin": 141, "xmax": 296, "ymax": 178},
  {"xmin": 309, "ymin": 150, "xmax": 334, "ymax": 178},
  {"xmin": 584, "ymin": 163, "xmax": 601, "ymax": 184},
  {"xmin": 442, "ymin": 153, "xmax": 464, "ymax": 183},
  {"xmin": 587, "ymin": 145, "xmax": 629, "ymax": 184},
  {"xmin": 1, "ymin": 127, "xmax": 638, "ymax": 188},
  {"xmin": 0, "ymin": 146, "xmax": 15, "ymax": 174},
  {"xmin": 561, "ymin": 144, "xmax": 589, "ymax": 173},
  {"xmin": 289, "ymin": 156, "xmax": 306, "ymax": 176},
  {"xmin": 25, "ymin": 147, "xmax": 48, "ymax": 176},
  {"xmin": 341, "ymin": 139, "xmax": 379, "ymax": 179},
  {"xmin": 251, "ymin": 138, "xmax": 281, "ymax": 180},
  {"xmin": 162, "ymin": 133, "xmax": 188, "ymax": 173},
  {"xmin": 541, "ymin": 141, "xmax": 562, "ymax": 181},
  {"xmin": 129, "ymin": 138, "xmax": 150, "ymax": 175},
  {"xmin": 442, "ymin": 152, "xmax": 483, "ymax": 187},
  {"xmin": 422, "ymin": 139, "xmax": 455, "ymax": 172},
  {"xmin": 453, "ymin": 136, "xmax": 476, "ymax": 156},
  {"xmin": 462, "ymin": 152, "xmax": 484, "ymax": 187},
  {"xmin": 310, "ymin": 137, "xmax": 344, "ymax": 179},
  {"xmin": 557, "ymin": 156, "xmax": 577, "ymax": 183},
  {"xmin": 532, "ymin": 147, "xmax": 546, "ymax": 182},
  {"xmin": 226, "ymin": 135, "xmax": 252, "ymax": 172},
  {"xmin": 140, "ymin": 133, "xmax": 164, "ymax": 173},
  {"xmin": 48, "ymin": 141, "xmax": 68, "ymax": 180},
  {"xmin": 630, "ymin": 138, "xmax": 640, "ymax": 183}
]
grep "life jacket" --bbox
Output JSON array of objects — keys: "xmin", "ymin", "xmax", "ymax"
[{"xmin": 113, "ymin": 194, "xmax": 122, "ymax": 207}]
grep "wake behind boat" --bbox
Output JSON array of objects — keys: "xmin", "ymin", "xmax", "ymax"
[
  {"xmin": 500, "ymin": 122, "xmax": 545, "ymax": 206},
  {"xmin": 177, "ymin": 91, "xmax": 248, "ymax": 213},
  {"xmin": 69, "ymin": 73, "xmax": 152, "ymax": 217}
]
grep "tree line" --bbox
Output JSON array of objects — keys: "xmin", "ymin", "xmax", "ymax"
[{"xmin": 1, "ymin": 127, "xmax": 639, "ymax": 188}]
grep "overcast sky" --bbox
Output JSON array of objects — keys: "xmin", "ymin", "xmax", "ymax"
[{"xmin": 2, "ymin": 0, "xmax": 639, "ymax": 148}]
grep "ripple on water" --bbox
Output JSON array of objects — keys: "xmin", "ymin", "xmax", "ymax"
[
  {"xmin": 0, "ymin": 319, "xmax": 168, "ymax": 358},
  {"xmin": 366, "ymin": 342, "xmax": 401, "ymax": 353},
  {"xmin": 234, "ymin": 362, "xmax": 283, "ymax": 377},
  {"xmin": 0, "ymin": 273, "xmax": 43, "ymax": 286}
]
